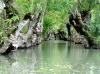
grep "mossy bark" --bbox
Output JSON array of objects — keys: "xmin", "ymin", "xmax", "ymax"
[
  {"xmin": 0, "ymin": 12, "xmax": 43, "ymax": 55},
  {"xmin": 3, "ymin": 0, "xmax": 18, "ymax": 19},
  {"xmin": 69, "ymin": 9, "xmax": 98, "ymax": 49}
]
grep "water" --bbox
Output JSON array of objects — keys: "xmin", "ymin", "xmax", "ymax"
[{"xmin": 0, "ymin": 40, "xmax": 100, "ymax": 74}]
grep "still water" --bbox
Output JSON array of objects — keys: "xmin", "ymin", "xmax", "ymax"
[{"xmin": 0, "ymin": 40, "xmax": 100, "ymax": 74}]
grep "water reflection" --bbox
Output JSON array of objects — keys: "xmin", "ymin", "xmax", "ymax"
[
  {"xmin": 0, "ymin": 40, "xmax": 100, "ymax": 74},
  {"xmin": 67, "ymin": 42, "xmax": 71, "ymax": 56}
]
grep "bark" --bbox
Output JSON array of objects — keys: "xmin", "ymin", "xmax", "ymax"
[
  {"xmin": 0, "ymin": 12, "xmax": 43, "ymax": 55},
  {"xmin": 0, "ymin": 0, "xmax": 44, "ymax": 55},
  {"xmin": 54, "ymin": 30, "xmax": 68, "ymax": 41},
  {"xmin": 69, "ymin": 9, "xmax": 98, "ymax": 48},
  {"xmin": 66, "ymin": 23, "xmax": 71, "ymax": 40},
  {"xmin": 3, "ymin": 0, "xmax": 18, "ymax": 19}
]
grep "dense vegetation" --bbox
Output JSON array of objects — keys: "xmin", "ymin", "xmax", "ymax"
[{"xmin": 0, "ymin": 0, "xmax": 100, "ymax": 48}]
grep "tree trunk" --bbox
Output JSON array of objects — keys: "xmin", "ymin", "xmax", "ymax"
[
  {"xmin": 0, "ymin": 12, "xmax": 43, "ymax": 55},
  {"xmin": 3, "ymin": 0, "xmax": 18, "ymax": 19},
  {"xmin": 69, "ymin": 9, "xmax": 98, "ymax": 49}
]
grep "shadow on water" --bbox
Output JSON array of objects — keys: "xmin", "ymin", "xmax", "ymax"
[
  {"xmin": 67, "ymin": 41, "xmax": 71, "ymax": 56},
  {"xmin": 4, "ymin": 55, "xmax": 16, "ymax": 65},
  {"xmin": 0, "ymin": 46, "xmax": 43, "ymax": 74},
  {"xmin": 0, "ymin": 40, "xmax": 100, "ymax": 74}
]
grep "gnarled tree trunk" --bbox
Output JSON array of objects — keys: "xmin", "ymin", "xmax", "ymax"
[
  {"xmin": 0, "ymin": 12, "xmax": 43, "ymax": 55},
  {"xmin": 68, "ymin": 9, "xmax": 98, "ymax": 49}
]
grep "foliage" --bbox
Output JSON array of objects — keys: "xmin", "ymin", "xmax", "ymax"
[
  {"xmin": 43, "ymin": 0, "xmax": 76, "ymax": 34},
  {"xmin": 90, "ymin": 1, "xmax": 100, "ymax": 38},
  {"xmin": 0, "ymin": 0, "xmax": 100, "ymax": 44}
]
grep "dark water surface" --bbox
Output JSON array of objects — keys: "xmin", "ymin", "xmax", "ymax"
[{"xmin": 0, "ymin": 40, "xmax": 100, "ymax": 74}]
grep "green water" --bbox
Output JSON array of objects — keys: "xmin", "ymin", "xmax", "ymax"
[{"xmin": 0, "ymin": 40, "xmax": 100, "ymax": 74}]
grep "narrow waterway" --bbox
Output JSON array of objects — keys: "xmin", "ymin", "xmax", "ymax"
[{"xmin": 0, "ymin": 40, "xmax": 100, "ymax": 74}]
